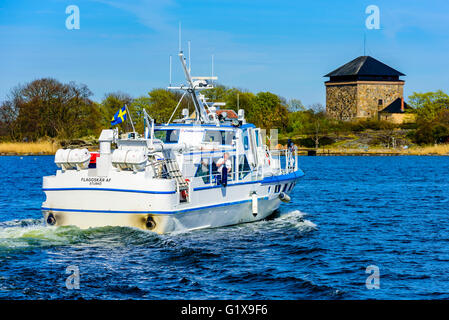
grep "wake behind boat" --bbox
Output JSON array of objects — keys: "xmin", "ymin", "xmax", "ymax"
[{"xmin": 41, "ymin": 50, "xmax": 304, "ymax": 234}]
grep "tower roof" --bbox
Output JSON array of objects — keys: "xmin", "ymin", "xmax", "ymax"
[{"xmin": 325, "ymin": 56, "xmax": 405, "ymax": 78}]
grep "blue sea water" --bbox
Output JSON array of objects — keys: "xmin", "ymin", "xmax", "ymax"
[{"xmin": 0, "ymin": 155, "xmax": 448, "ymax": 299}]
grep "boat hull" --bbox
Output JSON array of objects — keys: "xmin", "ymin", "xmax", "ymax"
[
  {"xmin": 42, "ymin": 170, "xmax": 303, "ymax": 234},
  {"xmin": 42, "ymin": 196, "xmax": 282, "ymax": 234}
]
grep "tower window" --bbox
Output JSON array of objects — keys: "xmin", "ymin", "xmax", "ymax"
[{"xmin": 378, "ymin": 99, "xmax": 383, "ymax": 106}]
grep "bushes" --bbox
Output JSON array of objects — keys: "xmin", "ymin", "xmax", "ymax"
[
  {"xmin": 408, "ymin": 91, "xmax": 449, "ymax": 145},
  {"xmin": 298, "ymin": 136, "xmax": 335, "ymax": 148},
  {"xmin": 413, "ymin": 123, "xmax": 449, "ymax": 145}
]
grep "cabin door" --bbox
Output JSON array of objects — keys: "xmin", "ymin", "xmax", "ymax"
[{"xmin": 247, "ymin": 128, "xmax": 259, "ymax": 169}]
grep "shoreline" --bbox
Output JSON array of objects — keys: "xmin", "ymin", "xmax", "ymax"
[
  {"xmin": 297, "ymin": 148, "xmax": 449, "ymax": 156},
  {"xmin": 0, "ymin": 152, "xmax": 55, "ymax": 156},
  {"xmin": 0, "ymin": 142, "xmax": 448, "ymax": 157}
]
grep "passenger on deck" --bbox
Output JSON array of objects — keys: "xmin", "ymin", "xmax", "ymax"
[
  {"xmin": 216, "ymin": 152, "xmax": 232, "ymax": 174},
  {"xmin": 216, "ymin": 152, "xmax": 232, "ymax": 187}
]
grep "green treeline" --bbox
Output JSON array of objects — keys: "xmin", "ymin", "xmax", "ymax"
[{"xmin": 1, "ymin": 78, "xmax": 448, "ymax": 146}]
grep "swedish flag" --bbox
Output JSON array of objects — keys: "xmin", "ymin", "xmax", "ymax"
[{"xmin": 111, "ymin": 106, "xmax": 127, "ymax": 126}]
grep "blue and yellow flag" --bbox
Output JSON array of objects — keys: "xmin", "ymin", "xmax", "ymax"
[{"xmin": 111, "ymin": 106, "xmax": 127, "ymax": 126}]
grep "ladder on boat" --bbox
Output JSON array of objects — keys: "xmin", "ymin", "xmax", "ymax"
[{"xmin": 151, "ymin": 158, "xmax": 189, "ymax": 191}]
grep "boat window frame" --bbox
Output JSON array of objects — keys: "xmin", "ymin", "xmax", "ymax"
[
  {"xmin": 238, "ymin": 154, "xmax": 251, "ymax": 180},
  {"xmin": 282, "ymin": 184, "xmax": 288, "ymax": 192},
  {"xmin": 255, "ymin": 129, "xmax": 260, "ymax": 147},
  {"xmin": 193, "ymin": 152, "xmax": 238, "ymax": 185},
  {"xmin": 153, "ymin": 128, "xmax": 180, "ymax": 144},
  {"xmin": 202, "ymin": 129, "xmax": 236, "ymax": 146}
]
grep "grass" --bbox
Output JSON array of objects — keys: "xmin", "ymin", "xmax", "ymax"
[
  {"xmin": 0, "ymin": 141, "xmax": 59, "ymax": 155},
  {"xmin": 407, "ymin": 144, "xmax": 449, "ymax": 155},
  {"xmin": 314, "ymin": 144, "xmax": 449, "ymax": 155}
]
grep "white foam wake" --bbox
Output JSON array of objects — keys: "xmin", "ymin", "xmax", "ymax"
[
  {"xmin": 274, "ymin": 209, "xmax": 317, "ymax": 230},
  {"xmin": 0, "ymin": 220, "xmax": 82, "ymax": 248}
]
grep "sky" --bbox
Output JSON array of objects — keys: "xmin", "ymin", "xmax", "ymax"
[{"xmin": 1, "ymin": 0, "xmax": 449, "ymax": 106}]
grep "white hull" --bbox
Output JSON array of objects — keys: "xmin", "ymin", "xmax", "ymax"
[
  {"xmin": 42, "ymin": 197, "xmax": 282, "ymax": 234},
  {"xmin": 42, "ymin": 170, "xmax": 301, "ymax": 234}
]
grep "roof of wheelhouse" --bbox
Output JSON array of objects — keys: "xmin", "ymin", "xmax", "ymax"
[{"xmin": 156, "ymin": 123, "xmax": 255, "ymax": 129}]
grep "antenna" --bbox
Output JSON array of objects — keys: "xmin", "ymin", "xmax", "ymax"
[
  {"xmin": 363, "ymin": 32, "xmax": 366, "ymax": 56},
  {"xmin": 188, "ymin": 41, "xmax": 191, "ymax": 72},
  {"xmin": 178, "ymin": 22, "xmax": 182, "ymax": 52},
  {"xmin": 211, "ymin": 54, "xmax": 214, "ymax": 85},
  {"xmin": 169, "ymin": 55, "xmax": 172, "ymax": 86}
]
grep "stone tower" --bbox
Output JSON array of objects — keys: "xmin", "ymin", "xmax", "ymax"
[{"xmin": 324, "ymin": 56, "xmax": 405, "ymax": 120}]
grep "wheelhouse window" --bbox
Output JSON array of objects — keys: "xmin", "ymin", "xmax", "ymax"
[
  {"xmin": 203, "ymin": 130, "xmax": 235, "ymax": 145},
  {"xmin": 255, "ymin": 130, "xmax": 260, "ymax": 147},
  {"xmin": 154, "ymin": 129, "xmax": 180, "ymax": 143},
  {"xmin": 195, "ymin": 158, "xmax": 212, "ymax": 184},
  {"xmin": 243, "ymin": 132, "xmax": 249, "ymax": 150},
  {"xmin": 238, "ymin": 155, "xmax": 251, "ymax": 179}
]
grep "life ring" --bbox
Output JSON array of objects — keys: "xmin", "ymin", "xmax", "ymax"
[{"xmin": 181, "ymin": 179, "xmax": 190, "ymax": 199}]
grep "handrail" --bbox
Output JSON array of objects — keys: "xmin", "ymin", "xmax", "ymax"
[{"xmin": 149, "ymin": 143, "xmax": 299, "ymax": 188}]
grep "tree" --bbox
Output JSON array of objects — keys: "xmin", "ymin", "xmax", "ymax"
[
  {"xmin": 146, "ymin": 89, "xmax": 184, "ymax": 123},
  {"xmin": 409, "ymin": 90, "xmax": 449, "ymax": 122},
  {"xmin": 203, "ymin": 84, "xmax": 229, "ymax": 102},
  {"xmin": 308, "ymin": 102, "xmax": 325, "ymax": 113},
  {"xmin": 287, "ymin": 99, "xmax": 305, "ymax": 112},
  {"xmin": 307, "ymin": 114, "xmax": 330, "ymax": 149},
  {"xmin": 0, "ymin": 100, "xmax": 20, "ymax": 140},
  {"xmin": 247, "ymin": 92, "xmax": 289, "ymax": 131},
  {"xmin": 100, "ymin": 92, "xmax": 134, "ymax": 130},
  {"xmin": 408, "ymin": 91, "xmax": 449, "ymax": 145},
  {"xmin": 2, "ymin": 78, "xmax": 100, "ymax": 141},
  {"xmin": 224, "ymin": 90, "xmax": 256, "ymax": 114}
]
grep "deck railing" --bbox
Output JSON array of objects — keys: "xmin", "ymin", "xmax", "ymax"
[
  {"xmin": 178, "ymin": 144, "xmax": 298, "ymax": 188},
  {"xmin": 269, "ymin": 147, "xmax": 298, "ymax": 175}
]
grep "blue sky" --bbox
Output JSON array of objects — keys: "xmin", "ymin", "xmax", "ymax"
[{"xmin": 1, "ymin": 0, "xmax": 448, "ymax": 106}]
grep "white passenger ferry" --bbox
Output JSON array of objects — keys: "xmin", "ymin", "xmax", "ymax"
[{"xmin": 41, "ymin": 50, "xmax": 304, "ymax": 234}]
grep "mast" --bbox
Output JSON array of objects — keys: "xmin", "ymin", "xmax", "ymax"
[
  {"xmin": 167, "ymin": 50, "xmax": 217, "ymax": 124},
  {"xmin": 179, "ymin": 52, "xmax": 208, "ymax": 122},
  {"xmin": 167, "ymin": 26, "xmax": 218, "ymax": 124}
]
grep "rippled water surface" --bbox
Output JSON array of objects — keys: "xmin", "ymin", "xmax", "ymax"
[{"xmin": 0, "ymin": 155, "xmax": 448, "ymax": 299}]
